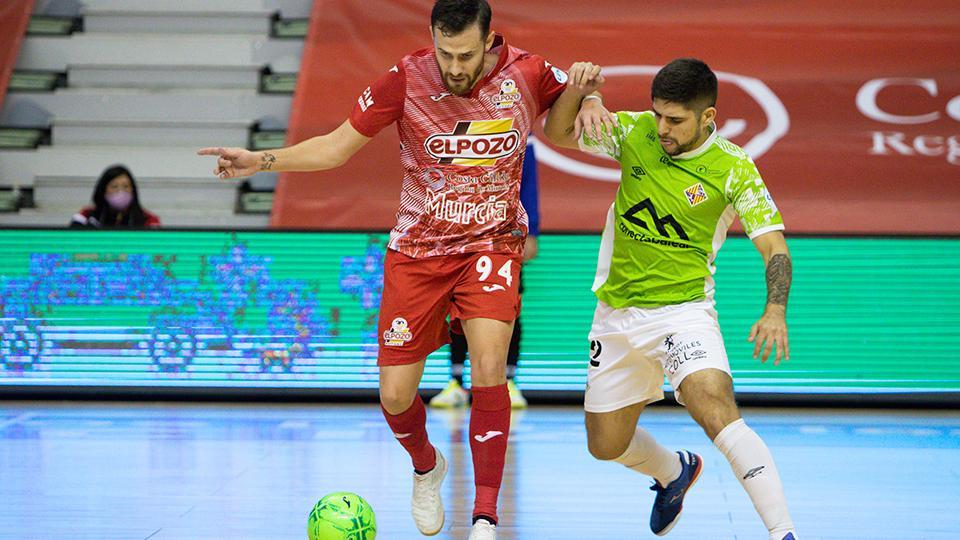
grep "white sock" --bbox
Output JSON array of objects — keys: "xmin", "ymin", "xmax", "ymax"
[
  {"xmin": 713, "ymin": 419, "xmax": 796, "ymax": 538},
  {"xmin": 613, "ymin": 426, "xmax": 682, "ymax": 487}
]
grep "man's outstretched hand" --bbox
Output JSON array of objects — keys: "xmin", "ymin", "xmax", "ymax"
[{"xmin": 197, "ymin": 147, "xmax": 262, "ymax": 179}]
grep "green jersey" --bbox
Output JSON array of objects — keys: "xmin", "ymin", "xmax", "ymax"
[{"xmin": 581, "ymin": 110, "xmax": 784, "ymax": 308}]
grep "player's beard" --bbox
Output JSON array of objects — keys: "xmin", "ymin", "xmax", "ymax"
[
  {"xmin": 662, "ymin": 136, "xmax": 693, "ymax": 156},
  {"xmin": 442, "ymin": 64, "xmax": 483, "ymax": 96},
  {"xmin": 663, "ymin": 127, "xmax": 708, "ymax": 156}
]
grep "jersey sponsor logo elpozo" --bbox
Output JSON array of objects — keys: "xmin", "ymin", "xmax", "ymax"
[
  {"xmin": 530, "ymin": 65, "xmax": 790, "ymax": 182},
  {"xmin": 424, "ymin": 119, "xmax": 521, "ymax": 166}
]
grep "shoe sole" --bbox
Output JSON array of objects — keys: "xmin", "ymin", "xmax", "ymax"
[
  {"xmin": 654, "ymin": 452, "xmax": 703, "ymax": 537},
  {"xmin": 416, "ymin": 453, "xmax": 448, "ymax": 536}
]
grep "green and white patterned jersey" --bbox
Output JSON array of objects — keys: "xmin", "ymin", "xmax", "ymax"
[{"xmin": 581, "ymin": 110, "xmax": 784, "ymax": 308}]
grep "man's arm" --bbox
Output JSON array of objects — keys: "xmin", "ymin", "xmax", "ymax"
[
  {"xmin": 748, "ymin": 231, "xmax": 792, "ymax": 364},
  {"xmin": 198, "ymin": 120, "xmax": 371, "ymax": 179},
  {"xmin": 543, "ymin": 62, "xmax": 613, "ymax": 150}
]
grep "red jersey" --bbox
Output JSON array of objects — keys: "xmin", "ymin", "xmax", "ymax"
[
  {"xmin": 72, "ymin": 206, "xmax": 161, "ymax": 228},
  {"xmin": 349, "ymin": 35, "xmax": 567, "ymax": 258}
]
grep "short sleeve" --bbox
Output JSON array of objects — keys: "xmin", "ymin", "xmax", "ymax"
[
  {"xmin": 348, "ymin": 63, "xmax": 406, "ymax": 137},
  {"xmin": 531, "ymin": 56, "xmax": 568, "ymax": 116},
  {"xmin": 726, "ymin": 158, "xmax": 785, "ymax": 238}
]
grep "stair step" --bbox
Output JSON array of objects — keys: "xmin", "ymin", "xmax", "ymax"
[
  {"xmin": 34, "ymin": 175, "xmax": 238, "ymax": 213},
  {"xmin": 68, "ymin": 65, "xmax": 262, "ymax": 90},
  {"xmin": 3, "ymin": 89, "xmax": 293, "ymax": 124},
  {"xmin": 0, "ymin": 128, "xmax": 50, "ymax": 149},
  {"xmin": 250, "ymin": 130, "xmax": 286, "ymax": 150},
  {"xmin": 27, "ymin": 16, "xmax": 82, "ymax": 36},
  {"xmin": 0, "ymin": 146, "xmax": 225, "ymax": 187},
  {"xmin": 80, "ymin": 0, "xmax": 272, "ymax": 13},
  {"xmin": 52, "ymin": 119, "xmax": 250, "ymax": 147},
  {"xmin": 83, "ymin": 12, "xmax": 274, "ymax": 35},
  {"xmin": 272, "ymin": 17, "xmax": 308, "ymax": 39},
  {"xmin": 8, "ymin": 71, "xmax": 66, "ymax": 93},
  {"xmin": 17, "ymin": 33, "xmax": 303, "ymax": 71}
]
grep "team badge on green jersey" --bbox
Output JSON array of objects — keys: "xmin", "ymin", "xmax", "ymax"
[{"xmin": 684, "ymin": 183, "xmax": 708, "ymax": 206}]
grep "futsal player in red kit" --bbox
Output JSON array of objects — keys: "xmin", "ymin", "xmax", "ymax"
[{"xmin": 199, "ymin": 1, "xmax": 609, "ymax": 537}]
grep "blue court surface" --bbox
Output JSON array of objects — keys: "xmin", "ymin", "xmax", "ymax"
[{"xmin": 1, "ymin": 402, "xmax": 958, "ymax": 539}]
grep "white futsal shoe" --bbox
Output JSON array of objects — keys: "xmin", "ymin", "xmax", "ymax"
[
  {"xmin": 429, "ymin": 379, "xmax": 469, "ymax": 408},
  {"xmin": 411, "ymin": 448, "xmax": 447, "ymax": 535},
  {"xmin": 468, "ymin": 518, "xmax": 497, "ymax": 539}
]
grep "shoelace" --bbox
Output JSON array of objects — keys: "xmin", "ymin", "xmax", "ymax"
[
  {"xmin": 649, "ymin": 481, "xmax": 681, "ymax": 509},
  {"xmin": 414, "ymin": 475, "xmax": 439, "ymax": 505}
]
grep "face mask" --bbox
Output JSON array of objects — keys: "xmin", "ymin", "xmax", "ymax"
[{"xmin": 106, "ymin": 191, "xmax": 133, "ymax": 211}]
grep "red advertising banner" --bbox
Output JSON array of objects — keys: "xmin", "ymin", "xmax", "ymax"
[
  {"xmin": 273, "ymin": 0, "xmax": 960, "ymax": 234},
  {"xmin": 0, "ymin": 0, "xmax": 34, "ymax": 113}
]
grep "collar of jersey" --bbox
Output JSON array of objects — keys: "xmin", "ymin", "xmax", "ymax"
[
  {"xmin": 672, "ymin": 122, "xmax": 718, "ymax": 161},
  {"xmin": 468, "ymin": 33, "xmax": 509, "ymax": 99}
]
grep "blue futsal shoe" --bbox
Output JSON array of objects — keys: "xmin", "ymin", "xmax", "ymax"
[
  {"xmin": 780, "ymin": 534, "xmax": 796, "ymax": 540},
  {"xmin": 649, "ymin": 450, "xmax": 703, "ymax": 536}
]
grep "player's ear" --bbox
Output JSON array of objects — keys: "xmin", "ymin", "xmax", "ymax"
[
  {"xmin": 701, "ymin": 106, "xmax": 717, "ymax": 128},
  {"xmin": 484, "ymin": 30, "xmax": 495, "ymax": 51}
]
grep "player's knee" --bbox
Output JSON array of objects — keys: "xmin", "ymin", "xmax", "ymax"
[
  {"xmin": 585, "ymin": 425, "xmax": 629, "ymax": 461},
  {"xmin": 379, "ymin": 386, "xmax": 415, "ymax": 415},
  {"xmin": 469, "ymin": 357, "xmax": 506, "ymax": 387},
  {"xmin": 692, "ymin": 400, "xmax": 740, "ymax": 440}
]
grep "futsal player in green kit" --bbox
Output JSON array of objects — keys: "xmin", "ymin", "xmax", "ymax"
[{"xmin": 544, "ymin": 58, "xmax": 798, "ymax": 539}]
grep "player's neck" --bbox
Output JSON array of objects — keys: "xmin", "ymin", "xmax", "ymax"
[
  {"xmin": 480, "ymin": 51, "xmax": 498, "ymax": 80},
  {"xmin": 690, "ymin": 124, "xmax": 716, "ymax": 151}
]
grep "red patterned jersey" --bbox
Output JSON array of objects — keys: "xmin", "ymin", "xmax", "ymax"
[{"xmin": 349, "ymin": 35, "xmax": 567, "ymax": 258}]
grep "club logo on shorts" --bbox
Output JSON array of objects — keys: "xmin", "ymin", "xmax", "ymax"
[
  {"xmin": 383, "ymin": 317, "xmax": 413, "ymax": 347},
  {"xmin": 492, "ymin": 79, "xmax": 522, "ymax": 110},
  {"xmin": 684, "ymin": 183, "xmax": 708, "ymax": 207},
  {"xmin": 589, "ymin": 340, "xmax": 602, "ymax": 367},
  {"xmin": 664, "ymin": 337, "xmax": 706, "ymax": 375},
  {"xmin": 424, "ymin": 119, "xmax": 521, "ymax": 166}
]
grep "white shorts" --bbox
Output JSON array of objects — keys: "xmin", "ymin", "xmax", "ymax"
[{"xmin": 584, "ymin": 300, "xmax": 731, "ymax": 413}]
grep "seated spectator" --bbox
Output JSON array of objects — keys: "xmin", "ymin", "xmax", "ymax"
[{"xmin": 70, "ymin": 165, "xmax": 160, "ymax": 228}]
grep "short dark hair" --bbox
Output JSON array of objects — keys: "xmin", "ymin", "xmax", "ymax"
[
  {"xmin": 431, "ymin": 0, "xmax": 492, "ymax": 38},
  {"xmin": 651, "ymin": 58, "xmax": 718, "ymax": 113}
]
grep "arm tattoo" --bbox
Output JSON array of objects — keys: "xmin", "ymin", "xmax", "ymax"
[
  {"xmin": 765, "ymin": 254, "xmax": 792, "ymax": 308},
  {"xmin": 260, "ymin": 152, "xmax": 277, "ymax": 171}
]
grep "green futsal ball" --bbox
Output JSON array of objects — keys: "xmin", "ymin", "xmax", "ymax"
[{"xmin": 307, "ymin": 492, "xmax": 377, "ymax": 540}]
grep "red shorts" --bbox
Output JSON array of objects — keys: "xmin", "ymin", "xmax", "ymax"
[{"xmin": 377, "ymin": 249, "xmax": 522, "ymax": 366}]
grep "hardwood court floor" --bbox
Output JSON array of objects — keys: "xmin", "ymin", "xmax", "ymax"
[{"xmin": 0, "ymin": 401, "xmax": 957, "ymax": 539}]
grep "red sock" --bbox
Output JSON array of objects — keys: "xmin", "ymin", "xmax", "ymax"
[
  {"xmin": 381, "ymin": 396, "xmax": 436, "ymax": 473},
  {"xmin": 469, "ymin": 383, "xmax": 511, "ymax": 524}
]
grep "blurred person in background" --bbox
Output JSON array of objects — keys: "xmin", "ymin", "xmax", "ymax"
[{"xmin": 70, "ymin": 165, "xmax": 160, "ymax": 228}]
